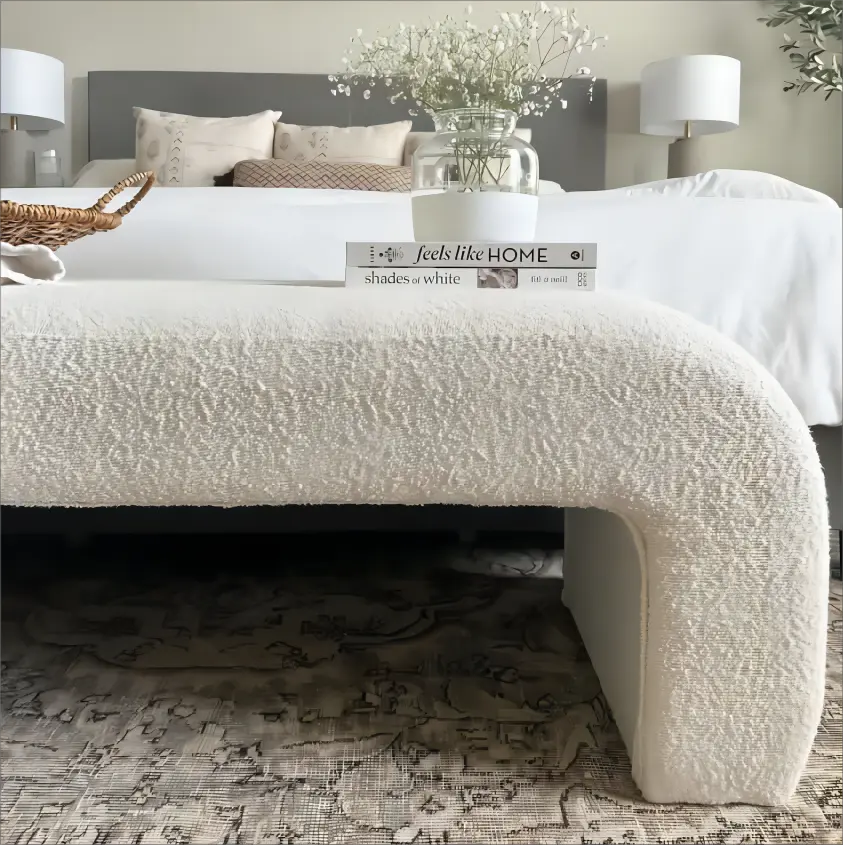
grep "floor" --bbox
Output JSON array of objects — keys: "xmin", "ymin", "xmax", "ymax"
[{"xmin": 1, "ymin": 534, "xmax": 841, "ymax": 844}]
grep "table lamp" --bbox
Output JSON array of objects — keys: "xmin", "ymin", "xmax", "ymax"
[
  {"xmin": 640, "ymin": 55, "xmax": 740, "ymax": 179},
  {"xmin": 1, "ymin": 48, "xmax": 65, "ymax": 188}
]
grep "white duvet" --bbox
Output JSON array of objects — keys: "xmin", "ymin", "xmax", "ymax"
[{"xmin": 2, "ymin": 186, "xmax": 841, "ymax": 425}]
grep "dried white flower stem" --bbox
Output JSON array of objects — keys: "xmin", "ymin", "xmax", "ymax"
[
  {"xmin": 333, "ymin": 4, "xmax": 606, "ymax": 117},
  {"xmin": 332, "ymin": 4, "xmax": 608, "ymax": 190}
]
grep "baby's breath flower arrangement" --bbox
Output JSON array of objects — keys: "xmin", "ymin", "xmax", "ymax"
[
  {"xmin": 331, "ymin": 4, "xmax": 606, "ymax": 194},
  {"xmin": 331, "ymin": 3, "xmax": 606, "ymax": 117}
]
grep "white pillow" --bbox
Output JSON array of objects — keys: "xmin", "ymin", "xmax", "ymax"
[
  {"xmin": 539, "ymin": 179, "xmax": 564, "ymax": 195},
  {"xmin": 72, "ymin": 159, "xmax": 137, "ymax": 187},
  {"xmin": 402, "ymin": 128, "xmax": 533, "ymax": 168},
  {"xmin": 135, "ymin": 108, "xmax": 282, "ymax": 187},
  {"xmin": 274, "ymin": 120, "xmax": 412, "ymax": 166},
  {"xmin": 618, "ymin": 170, "xmax": 838, "ymax": 207}
]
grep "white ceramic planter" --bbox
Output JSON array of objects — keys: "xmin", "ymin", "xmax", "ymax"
[{"xmin": 412, "ymin": 191, "xmax": 538, "ymax": 243}]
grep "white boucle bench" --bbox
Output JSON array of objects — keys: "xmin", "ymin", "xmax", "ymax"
[{"xmin": 0, "ymin": 283, "xmax": 829, "ymax": 805}]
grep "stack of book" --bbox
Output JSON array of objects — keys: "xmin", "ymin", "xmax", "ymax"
[{"xmin": 345, "ymin": 242, "xmax": 597, "ymax": 291}]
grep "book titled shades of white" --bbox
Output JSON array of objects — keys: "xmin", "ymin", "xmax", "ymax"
[
  {"xmin": 345, "ymin": 266, "xmax": 596, "ymax": 290},
  {"xmin": 346, "ymin": 242, "xmax": 597, "ymax": 269}
]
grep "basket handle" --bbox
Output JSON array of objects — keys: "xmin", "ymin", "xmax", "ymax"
[{"xmin": 89, "ymin": 171, "xmax": 156, "ymax": 217}]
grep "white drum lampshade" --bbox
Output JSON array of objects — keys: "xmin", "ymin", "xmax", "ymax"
[
  {"xmin": 640, "ymin": 55, "xmax": 740, "ymax": 137},
  {"xmin": 640, "ymin": 55, "xmax": 740, "ymax": 178},
  {"xmin": 0, "ymin": 48, "xmax": 65, "ymax": 187},
  {"xmin": 1, "ymin": 47, "xmax": 65, "ymax": 129}
]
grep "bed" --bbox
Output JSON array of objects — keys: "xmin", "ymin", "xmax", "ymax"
[{"xmin": 1, "ymin": 70, "xmax": 841, "ymax": 533}]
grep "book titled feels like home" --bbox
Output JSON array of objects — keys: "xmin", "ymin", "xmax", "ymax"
[{"xmin": 345, "ymin": 242, "xmax": 597, "ymax": 291}]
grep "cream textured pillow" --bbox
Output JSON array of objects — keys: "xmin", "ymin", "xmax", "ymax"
[
  {"xmin": 135, "ymin": 108, "xmax": 281, "ymax": 187},
  {"xmin": 402, "ymin": 128, "xmax": 533, "ymax": 167},
  {"xmin": 273, "ymin": 120, "xmax": 412, "ymax": 166},
  {"xmin": 234, "ymin": 159, "xmax": 411, "ymax": 192}
]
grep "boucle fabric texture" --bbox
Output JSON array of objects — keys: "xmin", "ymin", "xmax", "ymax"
[
  {"xmin": 1, "ymin": 555, "xmax": 840, "ymax": 844},
  {"xmin": 233, "ymin": 158, "xmax": 412, "ymax": 191},
  {"xmin": 0, "ymin": 285, "xmax": 830, "ymax": 805}
]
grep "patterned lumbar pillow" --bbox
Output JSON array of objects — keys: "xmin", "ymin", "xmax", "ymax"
[
  {"xmin": 134, "ymin": 108, "xmax": 281, "ymax": 187},
  {"xmin": 233, "ymin": 159, "xmax": 411, "ymax": 192},
  {"xmin": 273, "ymin": 121, "xmax": 412, "ymax": 166}
]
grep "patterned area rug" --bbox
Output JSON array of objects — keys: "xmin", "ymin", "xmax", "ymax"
[{"xmin": 1, "ymin": 550, "xmax": 840, "ymax": 844}]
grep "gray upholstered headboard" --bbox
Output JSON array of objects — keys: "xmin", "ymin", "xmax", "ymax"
[{"xmin": 87, "ymin": 71, "xmax": 607, "ymax": 190}]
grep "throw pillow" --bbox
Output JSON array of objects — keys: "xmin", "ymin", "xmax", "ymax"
[
  {"xmin": 273, "ymin": 120, "xmax": 412, "ymax": 166},
  {"xmin": 135, "ymin": 108, "xmax": 281, "ymax": 187},
  {"xmin": 234, "ymin": 159, "xmax": 412, "ymax": 192}
]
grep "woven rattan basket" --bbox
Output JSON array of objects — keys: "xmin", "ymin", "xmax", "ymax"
[{"xmin": 0, "ymin": 171, "xmax": 155, "ymax": 250}]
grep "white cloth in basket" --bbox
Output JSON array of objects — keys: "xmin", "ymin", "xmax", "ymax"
[{"xmin": 1, "ymin": 241, "xmax": 66, "ymax": 285}]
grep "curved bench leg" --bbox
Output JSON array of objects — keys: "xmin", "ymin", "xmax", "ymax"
[
  {"xmin": 563, "ymin": 507, "xmax": 827, "ymax": 805},
  {"xmin": 563, "ymin": 508, "xmax": 645, "ymax": 762}
]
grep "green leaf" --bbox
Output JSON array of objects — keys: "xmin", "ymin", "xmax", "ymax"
[{"xmin": 762, "ymin": 0, "xmax": 841, "ymax": 98}]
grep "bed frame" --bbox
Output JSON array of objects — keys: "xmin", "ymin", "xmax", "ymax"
[{"xmin": 4, "ymin": 70, "xmax": 608, "ymax": 537}]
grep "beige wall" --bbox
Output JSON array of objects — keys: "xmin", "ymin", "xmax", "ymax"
[{"xmin": 2, "ymin": 0, "xmax": 840, "ymax": 199}]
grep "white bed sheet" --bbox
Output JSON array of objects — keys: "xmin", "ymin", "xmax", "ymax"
[{"xmin": 3, "ymin": 187, "xmax": 841, "ymax": 425}]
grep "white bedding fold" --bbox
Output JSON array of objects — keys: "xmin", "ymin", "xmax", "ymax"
[{"xmin": 2, "ymin": 187, "xmax": 840, "ymax": 425}]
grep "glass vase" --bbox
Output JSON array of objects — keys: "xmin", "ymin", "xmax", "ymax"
[
  {"xmin": 411, "ymin": 108, "xmax": 540, "ymax": 242},
  {"xmin": 411, "ymin": 108, "xmax": 538, "ymax": 195}
]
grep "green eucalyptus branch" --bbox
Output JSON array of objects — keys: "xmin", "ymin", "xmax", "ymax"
[{"xmin": 759, "ymin": 0, "xmax": 842, "ymax": 98}]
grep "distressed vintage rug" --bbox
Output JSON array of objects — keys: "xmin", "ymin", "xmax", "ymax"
[{"xmin": 1, "ymin": 546, "xmax": 840, "ymax": 844}]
